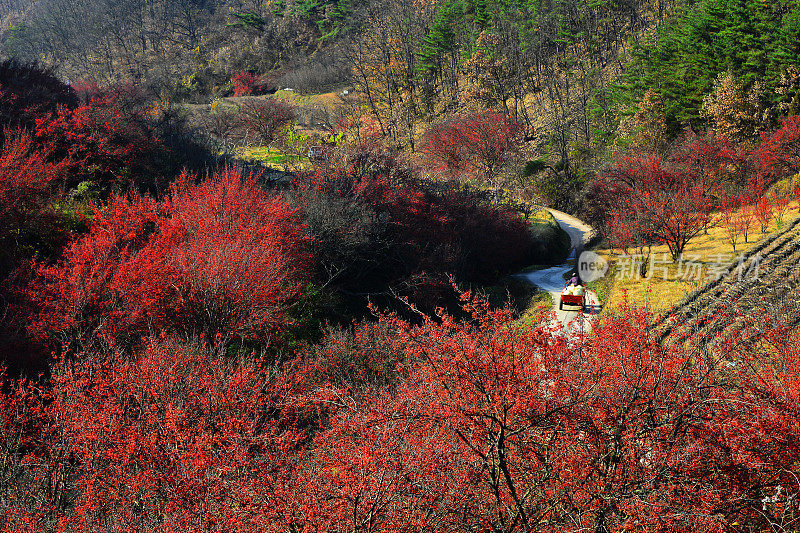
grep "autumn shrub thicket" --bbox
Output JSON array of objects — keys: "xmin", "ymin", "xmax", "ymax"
[
  {"xmin": 33, "ymin": 90, "xmax": 167, "ymax": 192},
  {"xmin": 593, "ymin": 116, "xmax": 800, "ymax": 256},
  {"xmin": 1, "ymin": 66, "xmax": 171, "ymax": 194},
  {"xmin": 295, "ymin": 145, "xmax": 540, "ymax": 317},
  {"xmin": 1, "ymin": 62, "xmax": 221, "ymax": 199},
  {"xmin": 592, "ymin": 131, "xmax": 766, "ymax": 257},
  {"xmin": 3, "ymin": 294, "xmax": 800, "ymax": 531},
  {"xmin": 297, "ymin": 300, "xmax": 800, "ymax": 531},
  {"xmin": 5, "ymin": 57, "xmax": 800, "ymax": 532},
  {"xmin": 0, "ymin": 64, "xmax": 232, "ymax": 373},
  {"xmin": 0, "ymin": 132, "xmax": 68, "ymax": 275},
  {"xmin": 24, "ymin": 169, "xmax": 311, "ymax": 351},
  {"xmin": 759, "ymin": 114, "xmax": 800, "ymax": 181},
  {"xmin": 420, "ymin": 109, "xmax": 525, "ymax": 187},
  {"xmin": 202, "ymin": 98, "xmax": 296, "ymax": 148},
  {"xmin": 231, "ymin": 70, "xmax": 263, "ymax": 96},
  {"xmin": 0, "ymin": 336, "xmax": 316, "ymax": 531},
  {"xmin": 0, "ymin": 59, "xmax": 77, "ymax": 139}
]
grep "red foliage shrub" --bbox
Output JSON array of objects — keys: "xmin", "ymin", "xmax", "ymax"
[
  {"xmin": 296, "ymin": 146, "xmax": 537, "ymax": 313},
  {"xmin": 1, "ymin": 337, "xmax": 316, "ymax": 531},
  {"xmin": 588, "ymin": 131, "xmax": 764, "ymax": 258},
  {"xmin": 231, "ymin": 71, "xmax": 263, "ymax": 96},
  {"xmin": 0, "ymin": 369, "xmax": 53, "ymax": 530},
  {"xmin": 595, "ymin": 153, "xmax": 713, "ymax": 259},
  {"xmin": 0, "ymin": 131, "xmax": 67, "ymax": 272},
  {"xmin": 758, "ymin": 114, "xmax": 800, "ymax": 181},
  {"xmin": 301, "ymin": 384, "xmax": 478, "ymax": 530},
  {"xmin": 591, "ymin": 131, "xmax": 759, "ymax": 259},
  {"xmin": 33, "ymin": 93, "xmax": 164, "ymax": 191},
  {"xmin": 0, "ymin": 65, "xmax": 169, "ymax": 194},
  {"xmin": 160, "ymin": 171, "xmax": 312, "ymax": 341},
  {"xmin": 755, "ymin": 193, "xmax": 774, "ymax": 232},
  {"xmin": 420, "ymin": 109, "xmax": 524, "ymax": 185},
  {"xmin": 71, "ymin": 79, "xmax": 147, "ymax": 108},
  {"xmin": 295, "ymin": 296, "xmax": 800, "ymax": 531},
  {"xmin": 302, "ymin": 320, "xmax": 405, "ymax": 392},
  {"xmin": 0, "ymin": 131, "xmax": 71, "ymax": 374},
  {"xmin": 773, "ymin": 190, "xmax": 791, "ymax": 228},
  {"xmin": 720, "ymin": 192, "xmax": 755, "ymax": 251},
  {"xmin": 0, "ymin": 60, "xmax": 76, "ymax": 137},
  {"xmin": 5, "ymin": 293, "xmax": 800, "ymax": 531},
  {"xmin": 53, "ymin": 339, "xmax": 312, "ymax": 531},
  {"xmin": 670, "ymin": 129, "xmax": 753, "ymax": 186},
  {"xmin": 28, "ymin": 169, "xmax": 311, "ymax": 349},
  {"xmin": 739, "ymin": 195, "xmax": 755, "ymax": 242},
  {"xmin": 1, "ymin": 67, "xmax": 167, "ymax": 194}
]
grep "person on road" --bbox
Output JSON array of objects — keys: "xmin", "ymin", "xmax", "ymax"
[{"xmin": 564, "ymin": 272, "xmax": 585, "ymax": 297}]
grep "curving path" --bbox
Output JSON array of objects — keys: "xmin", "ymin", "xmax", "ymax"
[{"xmin": 518, "ymin": 209, "xmax": 599, "ymax": 333}]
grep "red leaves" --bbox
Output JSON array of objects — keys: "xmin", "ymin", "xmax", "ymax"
[
  {"xmin": 33, "ymin": 96, "xmax": 163, "ymax": 190},
  {"xmin": 598, "ymin": 151, "xmax": 713, "ymax": 259},
  {"xmin": 0, "ymin": 131, "xmax": 66, "ymax": 263},
  {"xmin": 161, "ymin": 171, "xmax": 312, "ymax": 341},
  {"xmin": 4, "ymin": 290, "xmax": 800, "ymax": 530},
  {"xmin": 297, "ymin": 145, "xmax": 537, "ymax": 313},
  {"xmin": 0, "ymin": 70, "xmax": 167, "ymax": 195},
  {"xmin": 755, "ymin": 193, "xmax": 775, "ymax": 233},
  {"xmin": 29, "ymin": 168, "xmax": 311, "ymax": 348},
  {"xmin": 758, "ymin": 114, "xmax": 800, "ymax": 180},
  {"xmin": 43, "ymin": 337, "xmax": 311, "ymax": 532},
  {"xmin": 420, "ymin": 109, "xmax": 524, "ymax": 186},
  {"xmin": 296, "ymin": 298, "xmax": 800, "ymax": 531},
  {"xmin": 773, "ymin": 189, "xmax": 791, "ymax": 228},
  {"xmin": 231, "ymin": 71, "xmax": 265, "ymax": 97},
  {"xmin": 0, "ymin": 60, "xmax": 77, "ymax": 138},
  {"xmin": 720, "ymin": 192, "xmax": 755, "ymax": 251},
  {"xmin": 596, "ymin": 131, "xmax": 771, "ymax": 260}
]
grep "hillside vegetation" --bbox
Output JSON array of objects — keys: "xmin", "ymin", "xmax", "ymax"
[{"xmin": 2, "ymin": 0, "xmax": 800, "ymax": 531}]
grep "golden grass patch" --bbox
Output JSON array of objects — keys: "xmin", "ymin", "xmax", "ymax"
[{"xmin": 596, "ymin": 201, "xmax": 800, "ymax": 313}]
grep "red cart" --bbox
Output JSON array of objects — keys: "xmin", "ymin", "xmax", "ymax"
[{"xmin": 559, "ymin": 281, "xmax": 585, "ymax": 312}]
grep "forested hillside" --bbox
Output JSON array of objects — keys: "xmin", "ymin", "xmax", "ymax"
[
  {"xmin": 8, "ymin": 0, "xmax": 787, "ymax": 211},
  {"xmin": 628, "ymin": 0, "xmax": 800, "ymax": 134},
  {"xmin": 2, "ymin": 0, "xmax": 800, "ymax": 531},
  {"xmin": 3, "ymin": 0, "xmax": 661, "ymax": 153}
]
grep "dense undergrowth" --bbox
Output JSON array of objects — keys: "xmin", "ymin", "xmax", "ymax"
[
  {"xmin": 0, "ymin": 61, "xmax": 551, "ymax": 374},
  {"xmin": 3, "ymin": 293, "xmax": 800, "ymax": 531},
  {"xmin": 2, "ymin": 0, "xmax": 800, "ymax": 523}
]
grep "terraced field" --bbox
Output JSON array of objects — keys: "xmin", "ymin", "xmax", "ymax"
[{"xmin": 653, "ymin": 217, "xmax": 800, "ymax": 358}]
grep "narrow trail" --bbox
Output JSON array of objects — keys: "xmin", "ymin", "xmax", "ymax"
[
  {"xmin": 518, "ymin": 209, "xmax": 600, "ymax": 333},
  {"xmin": 520, "ymin": 208, "xmax": 800, "ymax": 348}
]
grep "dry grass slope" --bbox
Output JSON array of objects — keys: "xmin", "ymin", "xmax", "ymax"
[
  {"xmin": 598, "ymin": 202, "xmax": 800, "ymax": 313},
  {"xmin": 650, "ymin": 209, "xmax": 800, "ymax": 357}
]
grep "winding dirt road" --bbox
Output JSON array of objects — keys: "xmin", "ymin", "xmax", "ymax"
[{"xmin": 519, "ymin": 209, "xmax": 599, "ymax": 332}]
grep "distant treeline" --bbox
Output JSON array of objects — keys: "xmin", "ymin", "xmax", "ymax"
[{"xmin": 5, "ymin": 0, "xmax": 800, "ymax": 215}]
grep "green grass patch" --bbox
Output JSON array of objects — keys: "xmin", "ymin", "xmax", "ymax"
[
  {"xmin": 527, "ymin": 205, "xmax": 559, "ymax": 226},
  {"xmin": 519, "ymin": 289, "xmax": 554, "ymax": 326},
  {"xmin": 585, "ymin": 261, "xmax": 616, "ymax": 304},
  {"xmin": 237, "ymin": 145, "xmax": 303, "ymax": 168}
]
